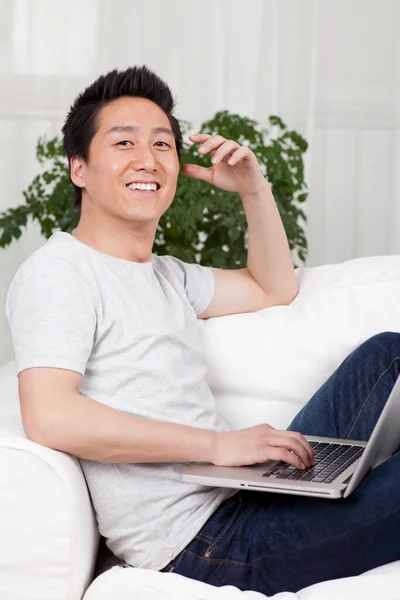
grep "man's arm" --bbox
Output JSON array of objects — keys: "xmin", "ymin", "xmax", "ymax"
[
  {"xmin": 198, "ymin": 180, "xmax": 298, "ymax": 319},
  {"xmin": 19, "ymin": 367, "xmax": 215, "ymax": 463},
  {"xmin": 19, "ymin": 366, "xmax": 313, "ymax": 469},
  {"xmin": 183, "ymin": 135, "xmax": 298, "ymax": 320}
]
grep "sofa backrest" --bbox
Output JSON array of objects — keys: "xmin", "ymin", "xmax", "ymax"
[{"xmin": 199, "ymin": 254, "xmax": 400, "ymax": 430}]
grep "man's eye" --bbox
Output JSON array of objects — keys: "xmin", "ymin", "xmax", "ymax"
[
  {"xmin": 155, "ymin": 141, "xmax": 170, "ymax": 148},
  {"xmin": 117, "ymin": 140, "xmax": 133, "ymax": 146}
]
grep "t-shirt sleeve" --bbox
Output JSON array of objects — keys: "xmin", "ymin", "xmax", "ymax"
[
  {"xmin": 5, "ymin": 255, "xmax": 97, "ymax": 376},
  {"xmin": 160, "ymin": 255, "xmax": 216, "ymax": 316}
]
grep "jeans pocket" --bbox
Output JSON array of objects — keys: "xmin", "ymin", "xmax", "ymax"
[
  {"xmin": 161, "ymin": 492, "xmax": 243, "ymax": 572},
  {"xmin": 192, "ymin": 491, "xmax": 243, "ymax": 559}
]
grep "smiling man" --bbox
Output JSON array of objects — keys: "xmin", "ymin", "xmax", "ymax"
[
  {"xmin": 70, "ymin": 96, "xmax": 181, "ymax": 264},
  {"xmin": 6, "ymin": 66, "xmax": 400, "ymax": 596},
  {"xmin": 67, "ymin": 72, "xmax": 298, "ymax": 313}
]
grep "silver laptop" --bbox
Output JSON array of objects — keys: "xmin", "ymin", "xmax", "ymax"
[{"xmin": 182, "ymin": 375, "xmax": 400, "ymax": 499}]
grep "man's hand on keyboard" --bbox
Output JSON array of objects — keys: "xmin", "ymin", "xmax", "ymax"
[{"xmin": 210, "ymin": 425, "xmax": 315, "ymax": 469}]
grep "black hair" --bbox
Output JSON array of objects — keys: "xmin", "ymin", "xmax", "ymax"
[{"xmin": 61, "ymin": 65, "xmax": 183, "ymax": 207}]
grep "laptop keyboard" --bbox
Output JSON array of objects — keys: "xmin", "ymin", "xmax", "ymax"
[{"xmin": 262, "ymin": 441, "xmax": 365, "ymax": 484}]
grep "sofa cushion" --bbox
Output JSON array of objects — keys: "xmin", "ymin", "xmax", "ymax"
[
  {"xmin": 199, "ymin": 255, "xmax": 400, "ymax": 431},
  {"xmin": 83, "ymin": 561, "xmax": 400, "ymax": 600}
]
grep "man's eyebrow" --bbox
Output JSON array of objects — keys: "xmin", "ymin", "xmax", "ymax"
[{"xmin": 106, "ymin": 125, "xmax": 174, "ymax": 137}]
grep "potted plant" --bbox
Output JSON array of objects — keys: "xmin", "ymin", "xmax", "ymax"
[{"xmin": 0, "ymin": 111, "xmax": 308, "ymax": 268}]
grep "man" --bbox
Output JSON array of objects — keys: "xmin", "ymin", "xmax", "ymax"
[{"xmin": 6, "ymin": 66, "xmax": 400, "ymax": 595}]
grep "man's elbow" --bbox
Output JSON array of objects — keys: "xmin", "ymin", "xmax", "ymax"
[
  {"xmin": 254, "ymin": 279, "xmax": 299, "ymax": 311},
  {"xmin": 286, "ymin": 280, "xmax": 299, "ymax": 304},
  {"xmin": 275, "ymin": 280, "xmax": 299, "ymax": 306},
  {"xmin": 22, "ymin": 415, "xmax": 55, "ymax": 448}
]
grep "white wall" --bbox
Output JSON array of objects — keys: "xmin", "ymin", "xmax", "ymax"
[{"xmin": 1, "ymin": 0, "xmax": 399, "ymax": 366}]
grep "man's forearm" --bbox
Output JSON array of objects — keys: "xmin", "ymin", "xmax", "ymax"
[
  {"xmin": 32, "ymin": 391, "xmax": 215, "ymax": 464},
  {"xmin": 241, "ymin": 179, "xmax": 298, "ymax": 303}
]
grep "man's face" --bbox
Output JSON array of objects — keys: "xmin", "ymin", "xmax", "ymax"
[{"xmin": 71, "ymin": 96, "xmax": 180, "ymax": 229}]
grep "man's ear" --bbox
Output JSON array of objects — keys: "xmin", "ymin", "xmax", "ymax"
[{"xmin": 70, "ymin": 156, "xmax": 86, "ymax": 189}]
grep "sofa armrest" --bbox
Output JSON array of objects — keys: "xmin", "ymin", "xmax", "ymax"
[{"xmin": 0, "ymin": 413, "xmax": 100, "ymax": 600}]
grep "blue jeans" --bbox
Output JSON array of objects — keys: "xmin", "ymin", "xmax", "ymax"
[{"xmin": 161, "ymin": 332, "xmax": 400, "ymax": 595}]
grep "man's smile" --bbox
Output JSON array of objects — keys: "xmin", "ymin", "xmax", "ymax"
[{"xmin": 126, "ymin": 181, "xmax": 161, "ymax": 194}]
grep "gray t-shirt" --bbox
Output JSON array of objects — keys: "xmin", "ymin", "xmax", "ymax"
[{"xmin": 5, "ymin": 231, "xmax": 236, "ymax": 570}]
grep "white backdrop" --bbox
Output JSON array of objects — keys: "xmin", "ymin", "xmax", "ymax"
[{"xmin": 0, "ymin": 0, "xmax": 399, "ymax": 366}]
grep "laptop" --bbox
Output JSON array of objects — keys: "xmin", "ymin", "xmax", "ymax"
[{"xmin": 181, "ymin": 375, "xmax": 400, "ymax": 499}]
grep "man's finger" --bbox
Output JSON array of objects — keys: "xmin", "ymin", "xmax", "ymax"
[
  {"xmin": 181, "ymin": 163, "xmax": 213, "ymax": 183},
  {"xmin": 268, "ymin": 436, "xmax": 312, "ymax": 467},
  {"xmin": 286, "ymin": 431, "xmax": 315, "ymax": 465},
  {"xmin": 212, "ymin": 140, "xmax": 240, "ymax": 165},
  {"xmin": 189, "ymin": 133, "xmax": 211, "ymax": 142},
  {"xmin": 227, "ymin": 146, "xmax": 251, "ymax": 166},
  {"xmin": 197, "ymin": 135, "xmax": 227, "ymax": 155},
  {"xmin": 264, "ymin": 447, "xmax": 307, "ymax": 470}
]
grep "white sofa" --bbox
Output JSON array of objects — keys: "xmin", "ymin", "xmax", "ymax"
[{"xmin": 2, "ymin": 255, "xmax": 400, "ymax": 600}]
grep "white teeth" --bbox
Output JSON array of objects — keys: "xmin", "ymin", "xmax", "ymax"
[{"xmin": 127, "ymin": 182, "xmax": 157, "ymax": 191}]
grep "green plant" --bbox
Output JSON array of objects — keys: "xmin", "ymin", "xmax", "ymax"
[{"xmin": 0, "ymin": 111, "xmax": 308, "ymax": 267}]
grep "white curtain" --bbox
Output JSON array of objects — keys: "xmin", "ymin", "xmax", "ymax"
[{"xmin": 1, "ymin": 0, "xmax": 399, "ymax": 366}]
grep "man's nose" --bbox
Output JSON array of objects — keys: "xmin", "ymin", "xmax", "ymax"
[{"xmin": 131, "ymin": 146, "xmax": 158, "ymax": 171}]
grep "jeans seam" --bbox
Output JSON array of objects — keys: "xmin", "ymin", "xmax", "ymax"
[
  {"xmin": 169, "ymin": 548, "xmax": 185, "ymax": 572},
  {"xmin": 204, "ymin": 494, "xmax": 244, "ymax": 557},
  {"xmin": 183, "ymin": 548, "xmax": 250, "ymax": 567},
  {"xmin": 195, "ymin": 532, "xmax": 214, "ymax": 543},
  {"xmin": 346, "ymin": 356, "xmax": 400, "ymax": 439}
]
